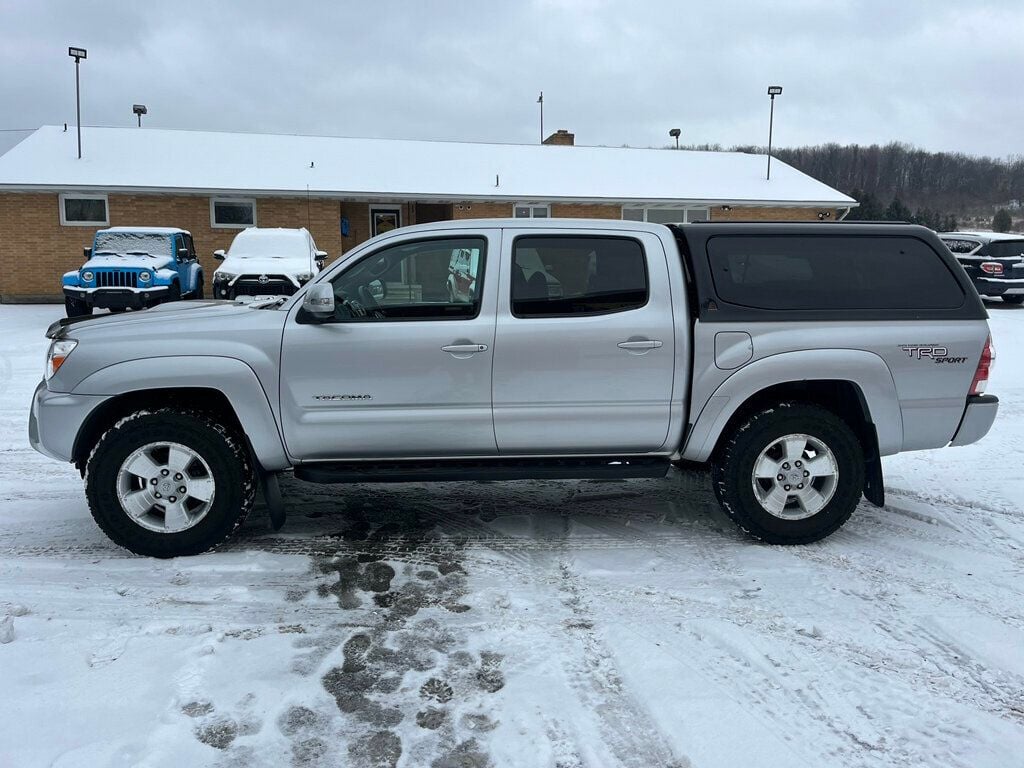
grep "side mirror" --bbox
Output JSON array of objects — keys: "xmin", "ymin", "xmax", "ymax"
[
  {"xmin": 213, "ymin": 249, "xmax": 226, "ymax": 261},
  {"xmin": 301, "ymin": 283, "xmax": 335, "ymax": 321},
  {"xmin": 83, "ymin": 246, "xmax": 92, "ymax": 261},
  {"xmin": 315, "ymin": 251, "xmax": 327, "ymax": 271},
  {"xmin": 177, "ymin": 247, "xmax": 189, "ymax": 260}
]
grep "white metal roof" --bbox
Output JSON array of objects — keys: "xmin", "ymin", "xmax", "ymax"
[{"xmin": 0, "ymin": 126, "xmax": 856, "ymax": 208}]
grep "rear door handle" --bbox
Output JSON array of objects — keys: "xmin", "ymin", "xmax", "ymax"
[
  {"xmin": 617, "ymin": 340, "xmax": 663, "ymax": 350},
  {"xmin": 441, "ymin": 344, "xmax": 488, "ymax": 354}
]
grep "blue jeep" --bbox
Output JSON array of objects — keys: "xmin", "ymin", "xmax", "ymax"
[{"xmin": 63, "ymin": 227, "xmax": 205, "ymax": 316}]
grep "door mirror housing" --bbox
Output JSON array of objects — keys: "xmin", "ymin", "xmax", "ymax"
[
  {"xmin": 301, "ymin": 283, "xmax": 335, "ymax": 321},
  {"xmin": 213, "ymin": 249, "xmax": 226, "ymax": 261},
  {"xmin": 177, "ymin": 247, "xmax": 189, "ymax": 261},
  {"xmin": 83, "ymin": 246, "xmax": 92, "ymax": 261}
]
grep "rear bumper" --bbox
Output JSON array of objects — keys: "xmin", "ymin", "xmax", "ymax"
[
  {"xmin": 64, "ymin": 286, "xmax": 171, "ymax": 309},
  {"xmin": 29, "ymin": 379, "xmax": 109, "ymax": 462},
  {"xmin": 974, "ymin": 277, "xmax": 1024, "ymax": 297},
  {"xmin": 950, "ymin": 394, "xmax": 999, "ymax": 447}
]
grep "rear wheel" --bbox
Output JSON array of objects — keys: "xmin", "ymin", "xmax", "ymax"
[
  {"xmin": 65, "ymin": 297, "xmax": 91, "ymax": 317},
  {"xmin": 1002, "ymin": 295, "xmax": 1024, "ymax": 305},
  {"xmin": 192, "ymin": 275, "xmax": 205, "ymax": 299},
  {"xmin": 85, "ymin": 409, "xmax": 255, "ymax": 557},
  {"xmin": 711, "ymin": 402, "xmax": 864, "ymax": 544}
]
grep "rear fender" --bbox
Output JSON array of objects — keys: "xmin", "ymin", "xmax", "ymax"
[{"xmin": 681, "ymin": 349, "xmax": 902, "ymax": 462}]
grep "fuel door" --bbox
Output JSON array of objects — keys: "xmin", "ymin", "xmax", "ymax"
[{"xmin": 714, "ymin": 331, "xmax": 753, "ymax": 370}]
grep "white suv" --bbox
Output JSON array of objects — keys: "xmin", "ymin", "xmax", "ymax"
[{"xmin": 213, "ymin": 227, "xmax": 326, "ymax": 300}]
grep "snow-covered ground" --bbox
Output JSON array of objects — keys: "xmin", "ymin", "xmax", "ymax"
[{"xmin": 1, "ymin": 303, "xmax": 1023, "ymax": 768}]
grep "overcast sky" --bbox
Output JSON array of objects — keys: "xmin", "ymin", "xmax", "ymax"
[{"xmin": 2, "ymin": 0, "xmax": 1022, "ymax": 158}]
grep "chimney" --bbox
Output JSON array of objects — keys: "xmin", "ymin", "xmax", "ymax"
[{"xmin": 543, "ymin": 129, "xmax": 575, "ymax": 146}]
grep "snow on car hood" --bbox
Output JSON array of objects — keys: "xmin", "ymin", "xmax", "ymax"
[
  {"xmin": 216, "ymin": 254, "xmax": 312, "ymax": 279},
  {"xmin": 83, "ymin": 253, "xmax": 175, "ymax": 270}
]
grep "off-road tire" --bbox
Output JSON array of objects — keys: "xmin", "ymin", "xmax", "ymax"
[
  {"xmin": 167, "ymin": 281, "xmax": 182, "ymax": 303},
  {"xmin": 711, "ymin": 402, "xmax": 864, "ymax": 544},
  {"xmin": 1002, "ymin": 295, "xmax": 1024, "ymax": 305},
  {"xmin": 65, "ymin": 297, "xmax": 91, "ymax": 317},
  {"xmin": 193, "ymin": 276, "xmax": 205, "ymax": 300},
  {"xmin": 85, "ymin": 409, "xmax": 255, "ymax": 557}
]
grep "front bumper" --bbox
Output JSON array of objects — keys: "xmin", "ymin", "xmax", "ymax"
[
  {"xmin": 64, "ymin": 286, "xmax": 172, "ymax": 309},
  {"xmin": 949, "ymin": 394, "xmax": 999, "ymax": 447},
  {"xmin": 29, "ymin": 380, "xmax": 109, "ymax": 463},
  {"xmin": 973, "ymin": 277, "xmax": 1024, "ymax": 297}
]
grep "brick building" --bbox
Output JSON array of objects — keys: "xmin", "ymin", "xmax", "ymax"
[{"xmin": 0, "ymin": 126, "xmax": 856, "ymax": 301}]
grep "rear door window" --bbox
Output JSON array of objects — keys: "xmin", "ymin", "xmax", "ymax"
[
  {"xmin": 707, "ymin": 235, "xmax": 965, "ymax": 311},
  {"xmin": 511, "ymin": 236, "xmax": 648, "ymax": 317}
]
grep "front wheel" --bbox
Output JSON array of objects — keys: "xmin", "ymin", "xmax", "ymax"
[
  {"xmin": 711, "ymin": 402, "xmax": 864, "ymax": 544},
  {"xmin": 85, "ymin": 409, "xmax": 255, "ymax": 557}
]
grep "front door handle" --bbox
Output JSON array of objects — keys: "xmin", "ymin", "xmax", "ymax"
[
  {"xmin": 617, "ymin": 340, "xmax": 663, "ymax": 351},
  {"xmin": 441, "ymin": 344, "xmax": 488, "ymax": 354}
]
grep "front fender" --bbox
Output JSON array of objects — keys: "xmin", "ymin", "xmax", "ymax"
[
  {"xmin": 72, "ymin": 356, "xmax": 290, "ymax": 470},
  {"xmin": 681, "ymin": 349, "xmax": 903, "ymax": 462}
]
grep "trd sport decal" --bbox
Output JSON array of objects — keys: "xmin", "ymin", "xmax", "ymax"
[
  {"xmin": 313, "ymin": 394, "xmax": 373, "ymax": 401},
  {"xmin": 899, "ymin": 346, "xmax": 967, "ymax": 364}
]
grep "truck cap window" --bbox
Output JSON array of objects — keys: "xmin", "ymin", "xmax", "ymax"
[
  {"xmin": 707, "ymin": 235, "xmax": 965, "ymax": 311},
  {"xmin": 511, "ymin": 236, "xmax": 648, "ymax": 317},
  {"xmin": 329, "ymin": 236, "xmax": 486, "ymax": 322}
]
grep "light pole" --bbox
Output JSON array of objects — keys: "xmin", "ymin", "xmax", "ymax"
[
  {"xmin": 537, "ymin": 91, "xmax": 544, "ymax": 144},
  {"xmin": 766, "ymin": 85, "xmax": 782, "ymax": 180},
  {"xmin": 68, "ymin": 47, "xmax": 87, "ymax": 159},
  {"xmin": 669, "ymin": 127, "xmax": 681, "ymax": 149},
  {"xmin": 133, "ymin": 104, "xmax": 148, "ymax": 127}
]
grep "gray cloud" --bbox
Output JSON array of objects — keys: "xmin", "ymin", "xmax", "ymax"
[{"xmin": 1, "ymin": 0, "xmax": 1022, "ymax": 157}]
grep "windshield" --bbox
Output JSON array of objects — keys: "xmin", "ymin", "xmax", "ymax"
[
  {"xmin": 92, "ymin": 232, "xmax": 173, "ymax": 257},
  {"xmin": 229, "ymin": 232, "xmax": 308, "ymax": 259}
]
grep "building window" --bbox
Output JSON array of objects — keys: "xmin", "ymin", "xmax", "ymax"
[
  {"xmin": 514, "ymin": 203, "xmax": 550, "ymax": 219},
  {"xmin": 210, "ymin": 197, "xmax": 257, "ymax": 228},
  {"xmin": 370, "ymin": 206, "xmax": 402, "ymax": 237},
  {"xmin": 622, "ymin": 206, "xmax": 710, "ymax": 223},
  {"xmin": 59, "ymin": 193, "xmax": 108, "ymax": 226}
]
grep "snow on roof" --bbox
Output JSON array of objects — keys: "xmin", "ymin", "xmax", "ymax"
[
  {"xmin": 228, "ymin": 227, "xmax": 310, "ymax": 256},
  {"xmin": 101, "ymin": 226, "xmax": 189, "ymax": 234},
  {"xmin": 0, "ymin": 126, "xmax": 856, "ymax": 207},
  {"xmin": 943, "ymin": 230, "xmax": 1024, "ymax": 241}
]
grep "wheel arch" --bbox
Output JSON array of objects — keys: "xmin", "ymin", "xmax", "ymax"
[
  {"xmin": 70, "ymin": 357, "xmax": 290, "ymax": 474},
  {"xmin": 681, "ymin": 349, "xmax": 902, "ymax": 464}
]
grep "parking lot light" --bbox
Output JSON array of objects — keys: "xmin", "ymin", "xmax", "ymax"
[
  {"xmin": 68, "ymin": 47, "xmax": 87, "ymax": 159},
  {"xmin": 767, "ymin": 85, "xmax": 782, "ymax": 180}
]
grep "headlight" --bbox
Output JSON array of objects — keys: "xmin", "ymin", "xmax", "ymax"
[
  {"xmin": 138, "ymin": 271, "xmax": 151, "ymax": 282},
  {"xmin": 296, "ymin": 272, "xmax": 313, "ymax": 284},
  {"xmin": 216, "ymin": 272, "xmax": 237, "ymax": 282},
  {"xmin": 81, "ymin": 270, "xmax": 94, "ymax": 282},
  {"xmin": 46, "ymin": 339, "xmax": 78, "ymax": 380}
]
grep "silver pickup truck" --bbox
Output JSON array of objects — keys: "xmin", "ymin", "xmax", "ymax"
[{"xmin": 30, "ymin": 220, "xmax": 998, "ymax": 557}]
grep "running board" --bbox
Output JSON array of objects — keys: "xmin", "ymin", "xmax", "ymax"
[{"xmin": 293, "ymin": 456, "xmax": 671, "ymax": 484}]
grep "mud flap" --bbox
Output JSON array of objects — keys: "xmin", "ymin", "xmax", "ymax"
[
  {"xmin": 863, "ymin": 453, "xmax": 884, "ymax": 508},
  {"xmin": 260, "ymin": 471, "xmax": 287, "ymax": 530}
]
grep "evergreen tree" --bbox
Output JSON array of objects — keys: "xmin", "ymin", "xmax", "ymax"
[{"xmin": 993, "ymin": 209, "xmax": 1012, "ymax": 232}]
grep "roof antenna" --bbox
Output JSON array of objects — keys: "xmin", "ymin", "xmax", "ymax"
[
  {"xmin": 310, "ymin": 161, "xmax": 314, "ymax": 168},
  {"xmin": 495, "ymin": 173, "xmax": 500, "ymax": 187},
  {"xmin": 63, "ymin": 123, "xmax": 67, "ymax": 132}
]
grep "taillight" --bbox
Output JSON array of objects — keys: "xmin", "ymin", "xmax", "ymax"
[
  {"xmin": 980, "ymin": 262, "xmax": 1004, "ymax": 276},
  {"xmin": 970, "ymin": 335, "xmax": 995, "ymax": 395}
]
